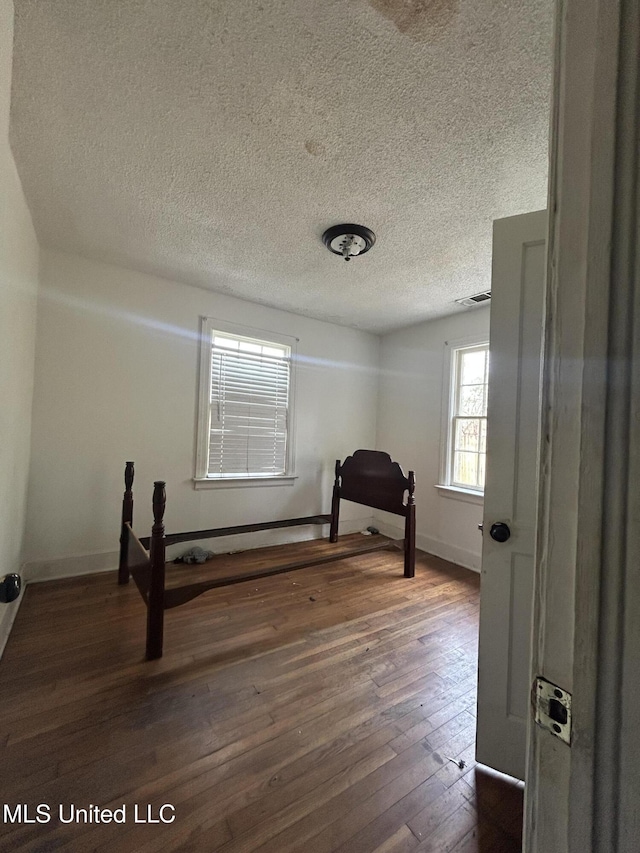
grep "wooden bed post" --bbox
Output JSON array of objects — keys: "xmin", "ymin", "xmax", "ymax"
[
  {"xmin": 329, "ymin": 459, "xmax": 341, "ymax": 543},
  {"xmin": 404, "ymin": 471, "xmax": 416, "ymax": 578},
  {"xmin": 118, "ymin": 461, "xmax": 134, "ymax": 585},
  {"xmin": 146, "ymin": 481, "xmax": 166, "ymax": 660}
]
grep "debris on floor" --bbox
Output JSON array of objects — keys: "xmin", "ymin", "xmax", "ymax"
[{"xmin": 174, "ymin": 546, "xmax": 215, "ymax": 564}]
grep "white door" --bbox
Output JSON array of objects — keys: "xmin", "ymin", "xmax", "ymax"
[{"xmin": 476, "ymin": 210, "xmax": 547, "ymax": 780}]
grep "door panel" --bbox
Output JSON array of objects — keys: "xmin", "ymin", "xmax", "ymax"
[{"xmin": 475, "ymin": 210, "xmax": 547, "ymax": 780}]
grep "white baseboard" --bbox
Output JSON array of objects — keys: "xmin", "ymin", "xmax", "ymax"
[
  {"xmin": 0, "ymin": 586, "xmax": 25, "ymax": 660},
  {"xmin": 24, "ymin": 550, "xmax": 119, "ymax": 584},
  {"xmin": 373, "ymin": 518, "xmax": 481, "ymax": 573}
]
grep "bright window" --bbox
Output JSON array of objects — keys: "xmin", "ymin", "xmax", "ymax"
[
  {"xmin": 447, "ymin": 343, "xmax": 489, "ymax": 492},
  {"xmin": 195, "ymin": 319, "xmax": 295, "ymax": 481}
]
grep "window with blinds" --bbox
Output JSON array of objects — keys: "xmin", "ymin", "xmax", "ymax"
[{"xmin": 199, "ymin": 325, "xmax": 293, "ymax": 479}]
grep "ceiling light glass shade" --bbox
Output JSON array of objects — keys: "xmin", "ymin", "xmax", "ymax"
[{"xmin": 322, "ymin": 224, "xmax": 376, "ymax": 261}]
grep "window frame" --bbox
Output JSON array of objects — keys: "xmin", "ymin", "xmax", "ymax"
[
  {"xmin": 437, "ymin": 335, "xmax": 490, "ymax": 504},
  {"xmin": 194, "ymin": 317, "xmax": 298, "ymax": 489}
]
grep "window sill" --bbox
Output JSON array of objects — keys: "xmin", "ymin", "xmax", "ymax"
[
  {"xmin": 193, "ymin": 475, "xmax": 298, "ymax": 490},
  {"xmin": 435, "ymin": 484, "xmax": 484, "ymax": 505}
]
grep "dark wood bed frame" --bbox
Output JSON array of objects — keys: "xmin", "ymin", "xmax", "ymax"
[{"xmin": 117, "ymin": 450, "xmax": 416, "ymax": 660}]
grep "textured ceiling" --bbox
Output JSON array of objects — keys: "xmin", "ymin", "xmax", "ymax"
[{"xmin": 10, "ymin": 0, "xmax": 553, "ymax": 333}]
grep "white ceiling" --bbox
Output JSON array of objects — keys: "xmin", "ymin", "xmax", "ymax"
[{"xmin": 10, "ymin": 0, "xmax": 553, "ymax": 333}]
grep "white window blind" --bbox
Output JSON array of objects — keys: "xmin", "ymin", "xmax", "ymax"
[{"xmin": 207, "ymin": 333, "xmax": 291, "ymax": 478}]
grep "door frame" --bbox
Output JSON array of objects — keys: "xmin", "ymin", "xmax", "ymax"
[{"xmin": 526, "ymin": 0, "xmax": 640, "ymax": 850}]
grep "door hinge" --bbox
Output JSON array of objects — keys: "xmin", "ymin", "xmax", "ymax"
[{"xmin": 532, "ymin": 677, "xmax": 572, "ymax": 745}]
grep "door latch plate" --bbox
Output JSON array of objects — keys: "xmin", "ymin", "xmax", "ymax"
[{"xmin": 533, "ymin": 677, "xmax": 572, "ymax": 745}]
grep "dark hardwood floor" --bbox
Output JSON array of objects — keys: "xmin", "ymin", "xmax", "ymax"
[{"xmin": 0, "ymin": 535, "xmax": 523, "ymax": 852}]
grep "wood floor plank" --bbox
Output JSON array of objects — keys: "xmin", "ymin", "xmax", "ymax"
[
  {"xmin": 371, "ymin": 825, "xmax": 421, "ymax": 853},
  {"xmin": 407, "ymin": 778, "xmax": 473, "ymax": 843},
  {"xmin": 414, "ymin": 802, "xmax": 478, "ymax": 851},
  {"xmin": 320, "ymin": 772, "xmax": 446, "ymax": 853}
]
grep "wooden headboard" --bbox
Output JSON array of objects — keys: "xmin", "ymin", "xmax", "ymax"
[{"xmin": 335, "ymin": 449, "xmax": 414, "ymax": 517}]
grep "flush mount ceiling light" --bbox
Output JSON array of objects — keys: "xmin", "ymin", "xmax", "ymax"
[{"xmin": 322, "ymin": 223, "xmax": 376, "ymax": 261}]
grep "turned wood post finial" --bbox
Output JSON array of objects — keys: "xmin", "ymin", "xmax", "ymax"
[
  {"xmin": 124, "ymin": 461, "xmax": 134, "ymax": 494},
  {"xmin": 408, "ymin": 471, "xmax": 416, "ymax": 504},
  {"xmin": 334, "ymin": 459, "xmax": 341, "ymax": 482},
  {"xmin": 152, "ymin": 481, "xmax": 166, "ymax": 530}
]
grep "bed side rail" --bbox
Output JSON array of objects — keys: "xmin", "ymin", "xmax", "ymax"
[
  {"xmin": 163, "ymin": 535, "xmax": 402, "ymax": 610},
  {"xmin": 139, "ymin": 514, "xmax": 332, "ymax": 549},
  {"xmin": 124, "ymin": 522, "xmax": 151, "ymax": 603}
]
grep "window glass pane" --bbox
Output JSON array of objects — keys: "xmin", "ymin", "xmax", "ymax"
[
  {"xmin": 239, "ymin": 341, "xmax": 261, "ymax": 353},
  {"xmin": 455, "ymin": 418, "xmax": 481, "ymax": 452},
  {"xmin": 480, "ymin": 419, "xmax": 487, "ymax": 453},
  {"xmin": 461, "ymin": 349, "xmax": 486, "ymax": 385},
  {"xmin": 214, "ymin": 336, "xmax": 239, "ymax": 350},
  {"xmin": 458, "ymin": 384, "xmax": 485, "ymax": 416},
  {"xmin": 478, "ymin": 453, "xmax": 486, "ymax": 488},
  {"xmin": 454, "ymin": 451, "xmax": 478, "ymax": 487},
  {"xmin": 263, "ymin": 345, "xmax": 287, "ymax": 357}
]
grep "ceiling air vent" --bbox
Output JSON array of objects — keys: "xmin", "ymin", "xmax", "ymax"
[{"xmin": 455, "ymin": 290, "xmax": 491, "ymax": 308}]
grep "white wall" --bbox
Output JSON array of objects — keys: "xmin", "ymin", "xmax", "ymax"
[
  {"xmin": 25, "ymin": 249, "xmax": 380, "ymax": 575},
  {"xmin": 0, "ymin": 0, "xmax": 39, "ymax": 648},
  {"xmin": 24, "ymin": 246, "xmax": 489, "ymax": 582},
  {"xmin": 375, "ymin": 307, "xmax": 490, "ymax": 571}
]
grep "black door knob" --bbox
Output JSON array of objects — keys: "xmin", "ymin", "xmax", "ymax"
[
  {"xmin": 0, "ymin": 573, "xmax": 21, "ymax": 604},
  {"xmin": 489, "ymin": 522, "xmax": 511, "ymax": 543}
]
